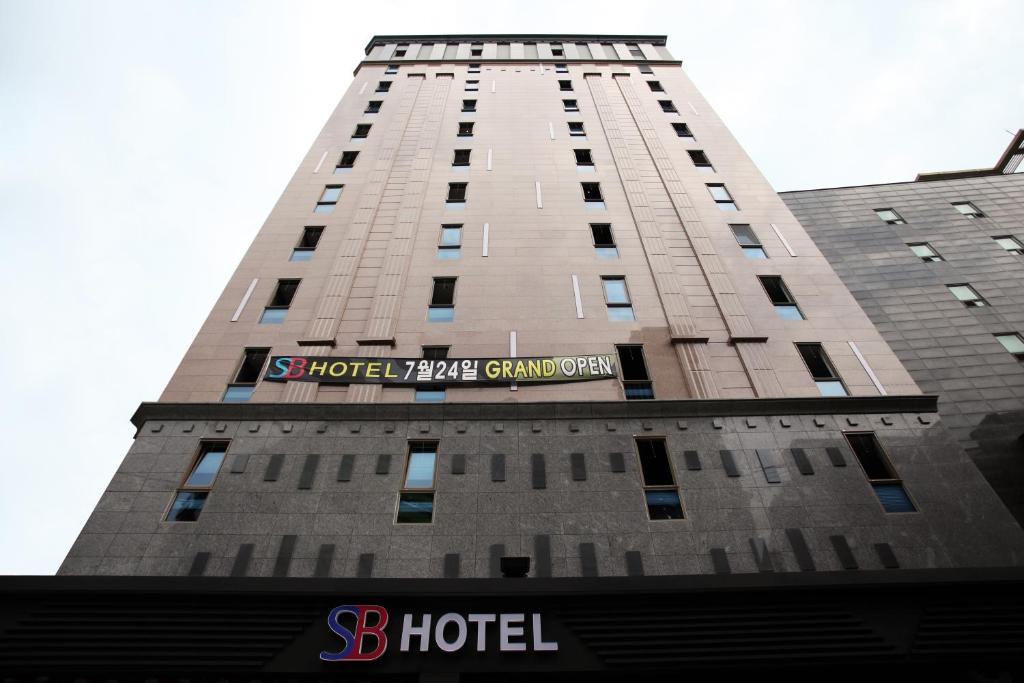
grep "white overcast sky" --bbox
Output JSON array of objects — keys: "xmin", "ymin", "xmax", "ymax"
[{"xmin": 1, "ymin": 0, "xmax": 1021, "ymax": 575}]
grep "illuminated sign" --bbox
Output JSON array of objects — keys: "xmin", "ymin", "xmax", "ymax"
[
  {"xmin": 265, "ymin": 354, "xmax": 616, "ymax": 385},
  {"xmin": 321, "ymin": 605, "xmax": 558, "ymax": 662}
]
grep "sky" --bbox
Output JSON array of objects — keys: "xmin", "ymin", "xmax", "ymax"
[{"xmin": 0, "ymin": 0, "xmax": 1021, "ymax": 575}]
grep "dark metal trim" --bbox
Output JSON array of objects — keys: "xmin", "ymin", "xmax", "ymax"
[{"xmin": 365, "ymin": 34, "xmax": 669, "ymax": 53}]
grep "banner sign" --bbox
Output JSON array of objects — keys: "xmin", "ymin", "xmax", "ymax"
[{"xmin": 264, "ymin": 354, "xmax": 616, "ymax": 385}]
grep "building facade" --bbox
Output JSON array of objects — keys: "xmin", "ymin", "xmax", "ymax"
[
  {"xmin": 782, "ymin": 133, "xmax": 1024, "ymax": 524},
  {"xmin": 5, "ymin": 35, "xmax": 1024, "ymax": 680}
]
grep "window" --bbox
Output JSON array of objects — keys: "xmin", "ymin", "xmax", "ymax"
[
  {"xmin": 618, "ymin": 345, "xmax": 653, "ymax": 399},
  {"xmin": 376, "ymin": 81, "xmax": 392, "ymax": 93},
  {"xmin": 551, "ymin": 45, "xmax": 564, "ymax": 57},
  {"xmin": 223, "ymin": 348, "xmax": 270, "ymax": 402},
  {"xmin": 759, "ymin": 276, "xmax": 804, "ymax": 320},
  {"xmin": 796, "ymin": 343, "xmax": 848, "ymax": 396},
  {"xmin": 470, "ymin": 44, "xmax": 483, "ymax": 57},
  {"xmin": 465, "ymin": 80, "xmax": 479, "ymax": 91},
  {"xmin": 582, "ymin": 182, "xmax": 605, "ymax": 208},
  {"xmin": 428, "ymin": 277, "xmax": 456, "ymax": 322},
  {"xmin": 452, "ymin": 149, "xmax": 471, "ymax": 167},
  {"xmin": 290, "ymin": 226, "xmax": 324, "ymax": 262},
  {"xmin": 438, "ymin": 224, "xmax": 462, "ymax": 260},
  {"xmin": 457, "ymin": 121, "xmax": 474, "ymax": 137},
  {"xmin": 394, "ymin": 45, "xmax": 407, "ymax": 57},
  {"xmin": 602, "ymin": 276, "xmax": 635, "ymax": 321},
  {"xmin": 555, "ymin": 63, "xmax": 568, "ymax": 73},
  {"xmin": 647, "ymin": 80, "xmax": 664, "ymax": 92},
  {"xmin": 638, "ymin": 63, "xmax": 653, "ymax": 74},
  {"xmin": 260, "ymin": 279, "xmax": 299, "ymax": 324},
  {"xmin": 563, "ymin": 99, "xmax": 579, "ymax": 112},
  {"xmin": 574, "ymin": 149, "xmax": 594, "ymax": 167},
  {"xmin": 446, "ymin": 182, "xmax": 467, "ymax": 204},
  {"xmin": 385, "ymin": 64, "xmax": 399, "ymax": 75},
  {"xmin": 688, "ymin": 149, "xmax": 713, "ymax": 170},
  {"xmin": 875, "ymin": 208, "xmax": 905, "ymax": 225},
  {"xmin": 397, "ymin": 442, "xmax": 437, "ymax": 523},
  {"xmin": 996, "ymin": 333, "xmax": 1024, "ymax": 358},
  {"xmin": 314, "ymin": 185, "xmax": 343, "ymax": 213},
  {"xmin": 730, "ymin": 224, "xmax": 765, "ymax": 258},
  {"xmin": 845, "ymin": 433, "xmax": 915, "ymax": 513},
  {"xmin": 948, "ymin": 283, "xmax": 987, "ymax": 307},
  {"xmin": 468, "ymin": 63, "xmax": 480, "ymax": 73},
  {"xmin": 659, "ymin": 100, "xmax": 678, "ymax": 113},
  {"xmin": 591, "ymin": 223, "xmax": 618, "ymax": 259},
  {"xmin": 672, "ymin": 122, "xmax": 693, "ymax": 138},
  {"xmin": 415, "ymin": 347, "xmax": 449, "ymax": 402},
  {"xmin": 953, "ymin": 201, "xmax": 984, "ymax": 218},
  {"xmin": 707, "ymin": 184, "xmax": 737, "ymax": 210},
  {"xmin": 352, "ymin": 123, "xmax": 371, "ymax": 139},
  {"xmin": 559, "ymin": 80, "xmax": 573, "ymax": 92},
  {"xmin": 568, "ymin": 121, "xmax": 586, "ymax": 137},
  {"xmin": 166, "ymin": 442, "xmax": 228, "ymax": 522},
  {"xmin": 462, "ymin": 99, "xmax": 477, "ymax": 112},
  {"xmin": 907, "ymin": 242, "xmax": 942, "ymax": 262},
  {"xmin": 627, "ymin": 43, "xmax": 644, "ymax": 58},
  {"xmin": 365, "ymin": 100, "xmax": 382, "ymax": 113},
  {"xmin": 334, "ymin": 151, "xmax": 359, "ymax": 174},
  {"xmin": 994, "ymin": 235, "xmax": 1023, "ymax": 254},
  {"xmin": 636, "ymin": 438, "xmax": 683, "ymax": 519}
]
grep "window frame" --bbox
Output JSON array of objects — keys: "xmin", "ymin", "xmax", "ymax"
[
  {"xmin": 352, "ymin": 123, "xmax": 372, "ymax": 139},
  {"xmin": 602, "ymin": 275, "xmax": 635, "ymax": 321},
  {"xmin": 452, "ymin": 149, "xmax": 471, "ymax": 167},
  {"xmin": 616, "ymin": 344, "xmax": 654, "ymax": 400},
  {"xmin": 672, "ymin": 122, "xmax": 694, "ymax": 138},
  {"xmin": 993, "ymin": 235, "xmax": 1024, "ymax": 255},
  {"xmin": 446, "ymin": 182, "xmax": 468, "ymax": 204},
  {"xmin": 730, "ymin": 224, "xmax": 766, "ymax": 259},
  {"xmin": 590, "ymin": 223, "xmax": 618, "ymax": 259},
  {"xmin": 795, "ymin": 342, "xmax": 849, "ymax": 397},
  {"xmin": 457, "ymin": 121, "xmax": 474, "ymax": 137},
  {"xmin": 315, "ymin": 184, "xmax": 343, "ymax": 213},
  {"xmin": 291, "ymin": 225, "xmax": 325, "ymax": 261},
  {"xmin": 688, "ymin": 149, "xmax": 713, "ymax": 170},
  {"xmin": 364, "ymin": 100, "xmax": 382, "ymax": 114},
  {"xmin": 995, "ymin": 332, "xmax": 1024, "ymax": 358},
  {"xmin": 335, "ymin": 151, "xmax": 359, "ymax": 173},
  {"xmin": 465, "ymin": 80, "xmax": 480, "ymax": 92},
  {"xmin": 568, "ymin": 121, "xmax": 586, "ymax": 137},
  {"xmin": 385, "ymin": 64, "xmax": 399, "ymax": 75},
  {"xmin": 574, "ymin": 148, "xmax": 594, "ymax": 167},
  {"xmin": 415, "ymin": 347, "xmax": 450, "ymax": 401},
  {"xmin": 562, "ymin": 99, "xmax": 579, "ymax": 112},
  {"xmin": 633, "ymin": 437, "xmax": 685, "ymax": 520},
  {"xmin": 437, "ymin": 224, "xmax": 462, "ymax": 259},
  {"xmin": 165, "ymin": 440, "xmax": 230, "ymax": 522},
  {"xmin": 396, "ymin": 441, "xmax": 439, "ymax": 523},
  {"xmin": 947, "ymin": 283, "xmax": 987, "ymax": 307},
  {"xmin": 428, "ymin": 276, "xmax": 457, "ymax": 322},
  {"xmin": 581, "ymin": 182, "xmax": 604, "ymax": 203},
  {"xmin": 952, "ymin": 201, "xmax": 984, "ymax": 218},
  {"xmin": 461, "ymin": 99, "xmax": 477, "ymax": 112},
  {"xmin": 468, "ymin": 63, "xmax": 481, "ymax": 73},
  {"xmin": 707, "ymin": 183, "xmax": 738, "ymax": 210},
  {"xmin": 907, "ymin": 242, "xmax": 943, "ymax": 262},
  {"xmin": 224, "ymin": 348, "xmax": 270, "ymax": 402},
  {"xmin": 658, "ymin": 100, "xmax": 678, "ymax": 113},
  {"xmin": 758, "ymin": 275, "xmax": 805, "ymax": 320},
  {"xmin": 647, "ymin": 80, "xmax": 664, "ymax": 92},
  {"xmin": 843, "ymin": 432, "xmax": 917, "ymax": 514},
  {"xmin": 558, "ymin": 80, "xmax": 574, "ymax": 92},
  {"xmin": 874, "ymin": 208, "xmax": 906, "ymax": 225},
  {"xmin": 375, "ymin": 81, "xmax": 392, "ymax": 93}
]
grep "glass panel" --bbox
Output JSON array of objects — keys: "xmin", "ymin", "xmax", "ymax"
[
  {"xmin": 223, "ymin": 385, "xmax": 254, "ymax": 403},
  {"xmin": 321, "ymin": 187, "xmax": 342, "ymax": 202},
  {"xmin": 718, "ymin": 202, "xmax": 738, "ymax": 211},
  {"xmin": 603, "ymin": 279, "xmax": 629, "ymax": 303},
  {"xmin": 185, "ymin": 449, "xmax": 226, "ymax": 487},
  {"xmin": 873, "ymin": 483, "xmax": 916, "ymax": 513},
  {"xmin": 290, "ymin": 249, "xmax": 314, "ymax": 262},
  {"xmin": 596, "ymin": 247, "xmax": 619, "ymax": 259},
  {"xmin": 909, "ymin": 244, "xmax": 935, "ymax": 259},
  {"xmin": 397, "ymin": 492, "xmax": 434, "ymax": 523},
  {"xmin": 259, "ymin": 308, "xmax": 287, "ymax": 324},
  {"xmin": 798, "ymin": 344, "xmax": 833, "ymax": 378},
  {"xmin": 440, "ymin": 227, "xmax": 461, "ymax": 245},
  {"xmin": 742, "ymin": 247, "xmax": 768, "ymax": 259},
  {"xmin": 996, "ymin": 334, "xmax": 1024, "ymax": 354},
  {"xmin": 428, "ymin": 307, "xmax": 454, "ymax": 322},
  {"xmin": 415, "ymin": 388, "xmax": 446, "ymax": 402},
  {"xmin": 731, "ymin": 225, "xmax": 757, "ymax": 245},
  {"xmin": 637, "ymin": 440, "xmax": 673, "ymax": 485},
  {"xmin": 624, "ymin": 382, "xmax": 655, "ymax": 400},
  {"xmin": 995, "ymin": 237, "xmax": 1022, "ymax": 251},
  {"xmin": 816, "ymin": 380, "xmax": 848, "ymax": 397},
  {"xmin": 645, "ymin": 490, "xmax": 684, "ymax": 520},
  {"xmin": 954, "ymin": 203, "xmax": 974, "ymax": 215},
  {"xmin": 846, "ymin": 433, "xmax": 893, "ymax": 479},
  {"xmin": 776, "ymin": 305, "xmax": 804, "ymax": 321},
  {"xmin": 167, "ymin": 491, "xmax": 208, "ymax": 522},
  {"xmin": 437, "ymin": 248, "xmax": 461, "ymax": 260},
  {"xmin": 708, "ymin": 185, "xmax": 731, "ymax": 201},
  {"xmin": 948, "ymin": 285, "xmax": 978, "ymax": 301},
  {"xmin": 876, "ymin": 209, "xmax": 899, "ymax": 222},
  {"xmin": 760, "ymin": 276, "xmax": 789, "ymax": 303},
  {"xmin": 405, "ymin": 451, "xmax": 436, "ymax": 488},
  {"xmin": 607, "ymin": 306, "xmax": 635, "ymax": 321},
  {"xmin": 313, "ymin": 204, "xmax": 334, "ymax": 214}
]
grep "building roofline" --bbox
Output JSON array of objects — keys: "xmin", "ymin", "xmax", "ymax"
[
  {"xmin": 364, "ymin": 34, "xmax": 668, "ymax": 54},
  {"xmin": 914, "ymin": 128, "xmax": 1024, "ymax": 182}
]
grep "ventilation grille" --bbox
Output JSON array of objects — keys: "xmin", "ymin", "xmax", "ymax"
[{"xmin": 913, "ymin": 602, "xmax": 1024, "ymax": 657}]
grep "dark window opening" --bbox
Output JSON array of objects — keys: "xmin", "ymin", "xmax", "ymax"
[
  {"xmin": 563, "ymin": 99, "xmax": 579, "ymax": 112},
  {"xmin": 376, "ymin": 81, "xmax": 392, "ymax": 93},
  {"xmin": 845, "ymin": 432, "xmax": 915, "ymax": 513},
  {"xmin": 730, "ymin": 224, "xmax": 765, "ymax": 258},
  {"xmin": 385, "ymin": 64, "xmax": 399, "ymax": 74},
  {"xmin": 618, "ymin": 345, "xmax": 653, "ymax": 400},
  {"xmin": 336, "ymin": 151, "xmax": 359, "ymax": 170},
  {"xmin": 647, "ymin": 80, "xmax": 664, "ymax": 92},
  {"xmin": 636, "ymin": 438, "xmax": 683, "ymax": 520},
  {"xmin": 688, "ymin": 149, "xmax": 712, "ymax": 169},
  {"xmin": 167, "ymin": 442, "xmax": 228, "ymax": 522},
  {"xmin": 462, "ymin": 99, "xmax": 477, "ymax": 112},
  {"xmin": 796, "ymin": 343, "xmax": 848, "ymax": 397},
  {"xmin": 291, "ymin": 226, "xmax": 324, "ymax": 261},
  {"xmin": 672, "ymin": 122, "xmax": 693, "ymax": 138},
  {"xmin": 353, "ymin": 124, "xmax": 371, "ymax": 139},
  {"xmin": 559, "ymin": 80, "xmax": 573, "ymax": 91},
  {"xmin": 582, "ymin": 182, "xmax": 603, "ymax": 202},
  {"xmin": 568, "ymin": 121, "xmax": 586, "ymax": 136},
  {"xmin": 447, "ymin": 182, "xmax": 467, "ymax": 203},
  {"xmin": 590, "ymin": 223, "xmax": 617, "ymax": 258},
  {"xmin": 365, "ymin": 100, "xmax": 382, "ymax": 113},
  {"xmin": 458, "ymin": 121, "xmax": 474, "ymax": 137},
  {"xmin": 555, "ymin": 63, "xmax": 568, "ymax": 73},
  {"xmin": 759, "ymin": 276, "xmax": 804, "ymax": 320},
  {"xmin": 659, "ymin": 100, "xmax": 678, "ymax": 113},
  {"xmin": 453, "ymin": 149, "xmax": 471, "ymax": 167},
  {"xmin": 575, "ymin": 149, "xmax": 594, "ymax": 166}
]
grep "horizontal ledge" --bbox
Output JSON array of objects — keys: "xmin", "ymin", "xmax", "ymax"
[
  {"xmin": 670, "ymin": 335, "xmax": 711, "ymax": 344},
  {"xmin": 296, "ymin": 339, "xmax": 337, "ymax": 348},
  {"xmin": 356, "ymin": 337, "xmax": 397, "ymax": 347},
  {"xmin": 730, "ymin": 336, "xmax": 770, "ymax": 344}
]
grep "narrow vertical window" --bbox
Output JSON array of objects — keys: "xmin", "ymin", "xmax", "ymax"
[
  {"xmin": 993, "ymin": 235, "xmax": 1024, "ymax": 254},
  {"xmin": 672, "ymin": 122, "xmax": 693, "ymax": 138},
  {"xmin": 375, "ymin": 81, "xmax": 392, "ymax": 93},
  {"xmin": 315, "ymin": 185, "xmax": 343, "ymax": 213},
  {"xmin": 290, "ymin": 226, "xmax": 324, "ymax": 262},
  {"xmin": 618, "ymin": 345, "xmax": 654, "ymax": 399},
  {"xmin": 947, "ymin": 283, "xmax": 987, "ymax": 307},
  {"xmin": 759, "ymin": 276, "xmax": 804, "ymax": 320},
  {"xmin": 364, "ymin": 100, "xmax": 382, "ymax": 113},
  {"xmin": 568, "ymin": 121, "xmax": 586, "ymax": 137},
  {"xmin": 352, "ymin": 124, "xmax": 371, "ymax": 139},
  {"xmin": 397, "ymin": 442, "xmax": 438, "ymax": 523},
  {"xmin": 659, "ymin": 100, "xmax": 678, "ymax": 113},
  {"xmin": 590, "ymin": 223, "xmax": 618, "ymax": 259},
  {"xmin": 457, "ymin": 121, "xmax": 474, "ymax": 137},
  {"xmin": 952, "ymin": 201, "xmax": 984, "ymax": 218},
  {"xmin": 707, "ymin": 184, "xmax": 738, "ymax": 210},
  {"xmin": 223, "ymin": 348, "xmax": 269, "ymax": 402},
  {"xmin": 446, "ymin": 182, "xmax": 468, "ymax": 205},
  {"xmin": 452, "ymin": 150, "xmax": 471, "ymax": 168},
  {"xmin": 428, "ymin": 277, "xmax": 456, "ymax": 322},
  {"xmin": 562, "ymin": 99, "xmax": 579, "ymax": 112},
  {"xmin": 166, "ymin": 441, "xmax": 229, "ymax": 522},
  {"xmin": 688, "ymin": 150, "xmax": 713, "ymax": 171},
  {"xmin": 845, "ymin": 433, "xmax": 915, "ymax": 513},
  {"xmin": 260, "ymin": 279, "xmax": 299, "ymax": 324},
  {"xmin": 907, "ymin": 242, "xmax": 942, "ymax": 262},
  {"xmin": 730, "ymin": 224, "xmax": 765, "ymax": 258},
  {"xmin": 574, "ymin": 149, "xmax": 594, "ymax": 168},
  {"xmin": 636, "ymin": 438, "xmax": 683, "ymax": 519},
  {"xmin": 462, "ymin": 99, "xmax": 477, "ymax": 112},
  {"xmin": 415, "ymin": 347, "xmax": 449, "ymax": 402},
  {"xmin": 438, "ymin": 224, "xmax": 462, "ymax": 260},
  {"xmin": 582, "ymin": 182, "xmax": 605, "ymax": 208},
  {"xmin": 875, "ymin": 208, "xmax": 905, "ymax": 224},
  {"xmin": 334, "ymin": 151, "xmax": 359, "ymax": 174},
  {"xmin": 796, "ymin": 343, "xmax": 848, "ymax": 396},
  {"xmin": 603, "ymin": 276, "xmax": 635, "ymax": 320}
]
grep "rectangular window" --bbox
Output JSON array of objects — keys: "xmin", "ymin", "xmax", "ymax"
[
  {"xmin": 845, "ymin": 433, "xmax": 915, "ymax": 513},
  {"xmin": 223, "ymin": 348, "xmax": 270, "ymax": 402},
  {"xmin": 352, "ymin": 123, "xmax": 371, "ymax": 139},
  {"xmin": 688, "ymin": 149, "xmax": 713, "ymax": 171},
  {"xmin": 707, "ymin": 183, "xmax": 737, "ymax": 210},
  {"xmin": 994, "ymin": 235, "xmax": 1023, "ymax": 254},
  {"xmin": 365, "ymin": 100, "xmax": 382, "ymax": 113},
  {"xmin": 568, "ymin": 121, "xmax": 586, "ymax": 137},
  {"xmin": 796, "ymin": 343, "xmax": 848, "ymax": 396},
  {"xmin": 582, "ymin": 182, "xmax": 605, "ymax": 209},
  {"xmin": 627, "ymin": 43, "xmax": 644, "ymax": 58},
  {"xmin": 875, "ymin": 208, "xmax": 905, "ymax": 224},
  {"xmin": 559, "ymin": 80, "xmax": 573, "ymax": 91},
  {"xmin": 468, "ymin": 63, "xmax": 480, "ymax": 73},
  {"xmin": 618, "ymin": 345, "xmax": 653, "ymax": 399},
  {"xmin": 555, "ymin": 63, "xmax": 568, "ymax": 73},
  {"xmin": 335, "ymin": 151, "xmax": 359, "ymax": 174},
  {"xmin": 314, "ymin": 185, "xmax": 343, "ymax": 213},
  {"xmin": 953, "ymin": 201, "xmax": 984, "ymax": 218},
  {"xmin": 636, "ymin": 438, "xmax": 683, "ymax": 519},
  {"xmin": 602, "ymin": 276, "xmax": 635, "ymax": 321},
  {"xmin": 759, "ymin": 276, "xmax": 804, "ymax": 320},
  {"xmin": 730, "ymin": 224, "xmax": 765, "ymax": 258},
  {"xmin": 394, "ymin": 45, "xmax": 407, "ymax": 57},
  {"xmin": 260, "ymin": 279, "xmax": 299, "ymax": 324},
  {"xmin": 907, "ymin": 242, "xmax": 942, "ymax": 262},
  {"xmin": 563, "ymin": 99, "xmax": 579, "ymax": 112},
  {"xmin": 465, "ymin": 80, "xmax": 479, "ymax": 91},
  {"xmin": 574, "ymin": 149, "xmax": 594, "ymax": 167},
  {"xmin": 452, "ymin": 149, "xmax": 471, "ymax": 167},
  {"xmin": 376, "ymin": 81, "xmax": 392, "ymax": 93},
  {"xmin": 659, "ymin": 100, "xmax": 678, "ymax": 113},
  {"xmin": 446, "ymin": 182, "xmax": 467, "ymax": 204},
  {"xmin": 415, "ymin": 347, "xmax": 449, "ymax": 402},
  {"xmin": 428, "ymin": 277, "xmax": 456, "ymax": 322},
  {"xmin": 672, "ymin": 122, "xmax": 693, "ymax": 138},
  {"xmin": 457, "ymin": 121, "xmax": 474, "ymax": 137},
  {"xmin": 397, "ymin": 441, "xmax": 438, "ymax": 523},
  {"xmin": 948, "ymin": 283, "xmax": 987, "ymax": 307},
  {"xmin": 647, "ymin": 80, "xmax": 664, "ymax": 92},
  {"xmin": 462, "ymin": 99, "xmax": 477, "ymax": 112},
  {"xmin": 166, "ymin": 441, "xmax": 228, "ymax": 522},
  {"xmin": 438, "ymin": 224, "xmax": 462, "ymax": 260},
  {"xmin": 470, "ymin": 43, "xmax": 483, "ymax": 57},
  {"xmin": 996, "ymin": 333, "xmax": 1024, "ymax": 358},
  {"xmin": 551, "ymin": 44, "xmax": 564, "ymax": 57},
  {"xmin": 290, "ymin": 226, "xmax": 324, "ymax": 261},
  {"xmin": 638, "ymin": 63, "xmax": 654, "ymax": 74},
  {"xmin": 385, "ymin": 64, "xmax": 399, "ymax": 74},
  {"xmin": 591, "ymin": 223, "xmax": 618, "ymax": 259}
]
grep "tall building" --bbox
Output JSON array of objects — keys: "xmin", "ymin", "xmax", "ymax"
[
  {"xmin": 782, "ymin": 131, "xmax": 1024, "ymax": 524},
  {"xmin": 4, "ymin": 35, "xmax": 1024, "ymax": 680}
]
